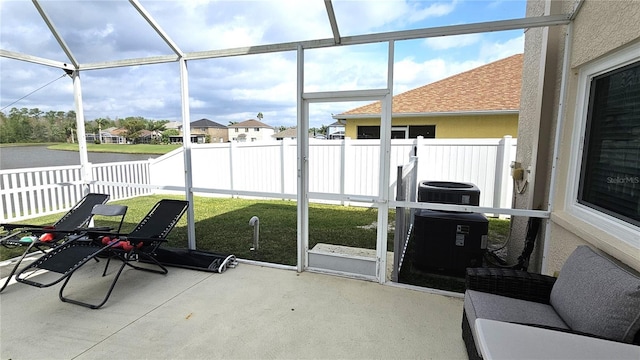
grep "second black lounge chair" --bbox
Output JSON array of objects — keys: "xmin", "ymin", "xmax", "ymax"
[
  {"xmin": 16, "ymin": 199, "xmax": 188, "ymax": 309},
  {"xmin": 0, "ymin": 192, "xmax": 110, "ymax": 292}
]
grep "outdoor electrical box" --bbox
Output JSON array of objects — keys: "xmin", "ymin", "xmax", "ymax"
[{"xmin": 413, "ymin": 181, "xmax": 488, "ymax": 275}]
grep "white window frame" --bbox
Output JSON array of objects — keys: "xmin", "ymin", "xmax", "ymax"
[
  {"xmin": 391, "ymin": 126, "xmax": 408, "ymax": 139},
  {"xmin": 566, "ymin": 42, "xmax": 640, "ymax": 249}
]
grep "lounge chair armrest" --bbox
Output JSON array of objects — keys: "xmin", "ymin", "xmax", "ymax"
[
  {"xmin": 75, "ymin": 226, "xmax": 113, "ymax": 233},
  {"xmin": 125, "ymin": 236, "xmax": 168, "ymax": 244},
  {"xmin": 465, "ymin": 267, "xmax": 556, "ymax": 304},
  {"xmin": 1, "ymin": 223, "xmax": 44, "ymax": 231},
  {"xmin": 511, "ymin": 322, "xmax": 638, "ymax": 345}
]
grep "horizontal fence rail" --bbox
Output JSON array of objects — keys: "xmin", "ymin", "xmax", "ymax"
[{"xmin": 0, "ymin": 137, "xmax": 516, "ymax": 223}]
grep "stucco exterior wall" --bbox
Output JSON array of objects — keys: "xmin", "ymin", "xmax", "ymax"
[
  {"xmin": 344, "ymin": 114, "xmax": 518, "ymax": 139},
  {"xmin": 522, "ymin": 0, "xmax": 640, "ymax": 274},
  {"xmin": 511, "ymin": 0, "xmax": 566, "ymax": 271},
  {"xmin": 570, "ymin": 0, "xmax": 640, "ymax": 68}
]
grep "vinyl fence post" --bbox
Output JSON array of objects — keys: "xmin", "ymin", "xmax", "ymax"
[
  {"xmin": 229, "ymin": 140, "xmax": 236, "ymax": 197},
  {"xmin": 493, "ymin": 135, "xmax": 512, "ymax": 217}
]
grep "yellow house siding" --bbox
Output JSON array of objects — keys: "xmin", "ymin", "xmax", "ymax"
[{"xmin": 344, "ymin": 114, "xmax": 518, "ymax": 139}]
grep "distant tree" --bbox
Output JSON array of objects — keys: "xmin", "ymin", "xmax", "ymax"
[
  {"xmin": 64, "ymin": 118, "xmax": 77, "ymax": 143},
  {"xmin": 94, "ymin": 117, "xmax": 109, "ymax": 144},
  {"xmin": 121, "ymin": 117, "xmax": 147, "ymax": 142},
  {"xmin": 308, "ymin": 125, "xmax": 328, "ymax": 136},
  {"xmin": 257, "ymin": 112, "xmax": 264, "ymax": 121},
  {"xmin": 161, "ymin": 129, "xmax": 179, "ymax": 144},
  {"xmin": 228, "ymin": 121, "xmax": 238, "ymax": 126},
  {"xmin": 147, "ymin": 120, "xmax": 168, "ymax": 133}
]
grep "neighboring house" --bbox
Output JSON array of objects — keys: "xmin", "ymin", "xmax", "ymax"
[
  {"xmin": 164, "ymin": 121, "xmax": 181, "ymax": 130},
  {"xmin": 327, "ymin": 121, "xmax": 345, "ymax": 139},
  {"xmin": 517, "ymin": 0, "xmax": 639, "ymax": 274},
  {"xmin": 168, "ymin": 134, "xmax": 207, "ymax": 144},
  {"xmin": 85, "ymin": 126, "xmax": 126, "ymax": 144},
  {"xmin": 334, "ymin": 54, "xmax": 522, "ymax": 139},
  {"xmin": 228, "ymin": 119, "xmax": 275, "ymax": 142},
  {"xmin": 177, "ymin": 118, "xmax": 228, "ymax": 143},
  {"xmin": 135, "ymin": 129, "xmax": 161, "ymax": 144},
  {"xmin": 273, "ymin": 127, "xmax": 298, "ymax": 140}
]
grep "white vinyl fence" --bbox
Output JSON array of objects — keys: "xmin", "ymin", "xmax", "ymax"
[
  {"xmin": 153, "ymin": 136, "xmax": 516, "ymax": 207},
  {"xmin": 0, "ymin": 136, "xmax": 516, "ymax": 223},
  {"xmin": 0, "ymin": 161, "xmax": 151, "ymax": 222}
]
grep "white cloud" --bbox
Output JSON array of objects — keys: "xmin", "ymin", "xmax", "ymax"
[
  {"xmin": 407, "ymin": 1, "xmax": 457, "ymax": 22},
  {"xmin": 393, "ymin": 57, "xmax": 484, "ymax": 94},
  {"xmin": 479, "ymin": 34, "xmax": 525, "ymax": 61}
]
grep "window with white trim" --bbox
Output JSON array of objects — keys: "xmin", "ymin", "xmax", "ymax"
[
  {"xmin": 568, "ymin": 43, "xmax": 640, "ymax": 247},
  {"xmin": 579, "ymin": 61, "xmax": 640, "ymax": 227}
]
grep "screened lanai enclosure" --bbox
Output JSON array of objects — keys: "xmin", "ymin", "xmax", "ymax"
[{"xmin": 0, "ymin": 0, "xmax": 569, "ymax": 285}]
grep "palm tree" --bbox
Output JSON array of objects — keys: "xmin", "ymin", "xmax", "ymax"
[{"xmin": 94, "ymin": 118, "xmax": 108, "ymax": 144}]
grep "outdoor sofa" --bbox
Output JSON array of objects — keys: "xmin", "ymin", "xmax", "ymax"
[{"xmin": 462, "ymin": 245, "xmax": 640, "ymax": 360}]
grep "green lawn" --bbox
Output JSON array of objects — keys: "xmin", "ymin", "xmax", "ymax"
[
  {"xmin": 1, "ymin": 195, "xmax": 511, "ymax": 289},
  {"xmin": 48, "ymin": 143, "xmax": 180, "ymax": 155},
  {"xmin": 1, "ymin": 195, "xmax": 386, "ymax": 264}
]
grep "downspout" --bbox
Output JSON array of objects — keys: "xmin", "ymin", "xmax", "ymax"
[{"xmin": 541, "ymin": 19, "xmax": 574, "ymax": 273}]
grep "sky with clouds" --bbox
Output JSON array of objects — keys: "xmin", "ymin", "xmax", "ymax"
[{"xmin": 0, "ymin": 0, "xmax": 526, "ymax": 129}]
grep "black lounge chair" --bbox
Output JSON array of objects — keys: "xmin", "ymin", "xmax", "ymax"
[
  {"xmin": 0, "ymin": 193, "xmax": 110, "ymax": 292},
  {"xmin": 16, "ymin": 199, "xmax": 188, "ymax": 309}
]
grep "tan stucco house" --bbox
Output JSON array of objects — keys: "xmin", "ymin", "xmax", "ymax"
[
  {"xmin": 334, "ymin": 54, "xmax": 522, "ymax": 139},
  {"xmin": 182, "ymin": 118, "xmax": 228, "ymax": 143},
  {"xmin": 517, "ymin": 0, "xmax": 640, "ymax": 274}
]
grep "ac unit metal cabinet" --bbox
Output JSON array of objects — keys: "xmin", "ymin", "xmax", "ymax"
[{"xmin": 413, "ymin": 209, "xmax": 488, "ymax": 275}]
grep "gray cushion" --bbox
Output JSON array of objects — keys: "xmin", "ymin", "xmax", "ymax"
[
  {"xmin": 550, "ymin": 245, "xmax": 640, "ymax": 343},
  {"xmin": 464, "ymin": 290, "xmax": 568, "ymax": 356}
]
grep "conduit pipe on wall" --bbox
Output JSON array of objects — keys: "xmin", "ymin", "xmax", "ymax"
[{"xmin": 541, "ymin": 18, "xmax": 574, "ymax": 273}]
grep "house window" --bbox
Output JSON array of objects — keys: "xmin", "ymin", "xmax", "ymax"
[
  {"xmin": 357, "ymin": 126, "xmax": 380, "ymax": 139},
  {"xmin": 358, "ymin": 125, "xmax": 436, "ymax": 139},
  {"xmin": 391, "ymin": 127, "xmax": 407, "ymax": 139},
  {"xmin": 409, "ymin": 125, "xmax": 436, "ymax": 138},
  {"xmin": 255, "ymin": 128, "xmax": 260, "ymax": 132},
  {"xmin": 568, "ymin": 42, "xmax": 640, "ymax": 248},
  {"xmin": 245, "ymin": 128, "xmax": 249, "ymax": 132},
  {"xmin": 235, "ymin": 128, "xmax": 239, "ymax": 133},
  {"xmin": 578, "ymin": 60, "xmax": 640, "ymax": 227}
]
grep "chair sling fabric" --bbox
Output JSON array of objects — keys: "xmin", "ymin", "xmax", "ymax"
[
  {"xmin": 0, "ymin": 193, "xmax": 110, "ymax": 292},
  {"xmin": 16, "ymin": 199, "xmax": 188, "ymax": 309}
]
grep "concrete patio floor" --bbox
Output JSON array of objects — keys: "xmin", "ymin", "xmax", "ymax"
[{"xmin": 1, "ymin": 260, "xmax": 467, "ymax": 359}]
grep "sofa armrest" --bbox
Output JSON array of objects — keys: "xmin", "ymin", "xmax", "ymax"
[{"xmin": 466, "ymin": 267, "xmax": 556, "ymax": 304}]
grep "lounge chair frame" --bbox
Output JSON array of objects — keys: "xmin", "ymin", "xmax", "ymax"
[
  {"xmin": 0, "ymin": 193, "xmax": 110, "ymax": 292},
  {"xmin": 16, "ymin": 199, "xmax": 188, "ymax": 309}
]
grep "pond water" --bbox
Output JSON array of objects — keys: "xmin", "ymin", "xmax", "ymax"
[{"xmin": 0, "ymin": 145, "xmax": 159, "ymax": 170}]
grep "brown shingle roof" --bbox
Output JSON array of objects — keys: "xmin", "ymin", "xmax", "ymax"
[
  {"xmin": 228, "ymin": 119, "xmax": 273, "ymax": 128},
  {"xmin": 273, "ymin": 127, "xmax": 298, "ymax": 138},
  {"xmin": 341, "ymin": 54, "xmax": 523, "ymax": 115}
]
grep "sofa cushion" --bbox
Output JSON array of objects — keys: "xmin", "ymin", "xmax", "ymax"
[
  {"xmin": 464, "ymin": 290, "xmax": 568, "ymax": 356},
  {"xmin": 550, "ymin": 245, "xmax": 640, "ymax": 343}
]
